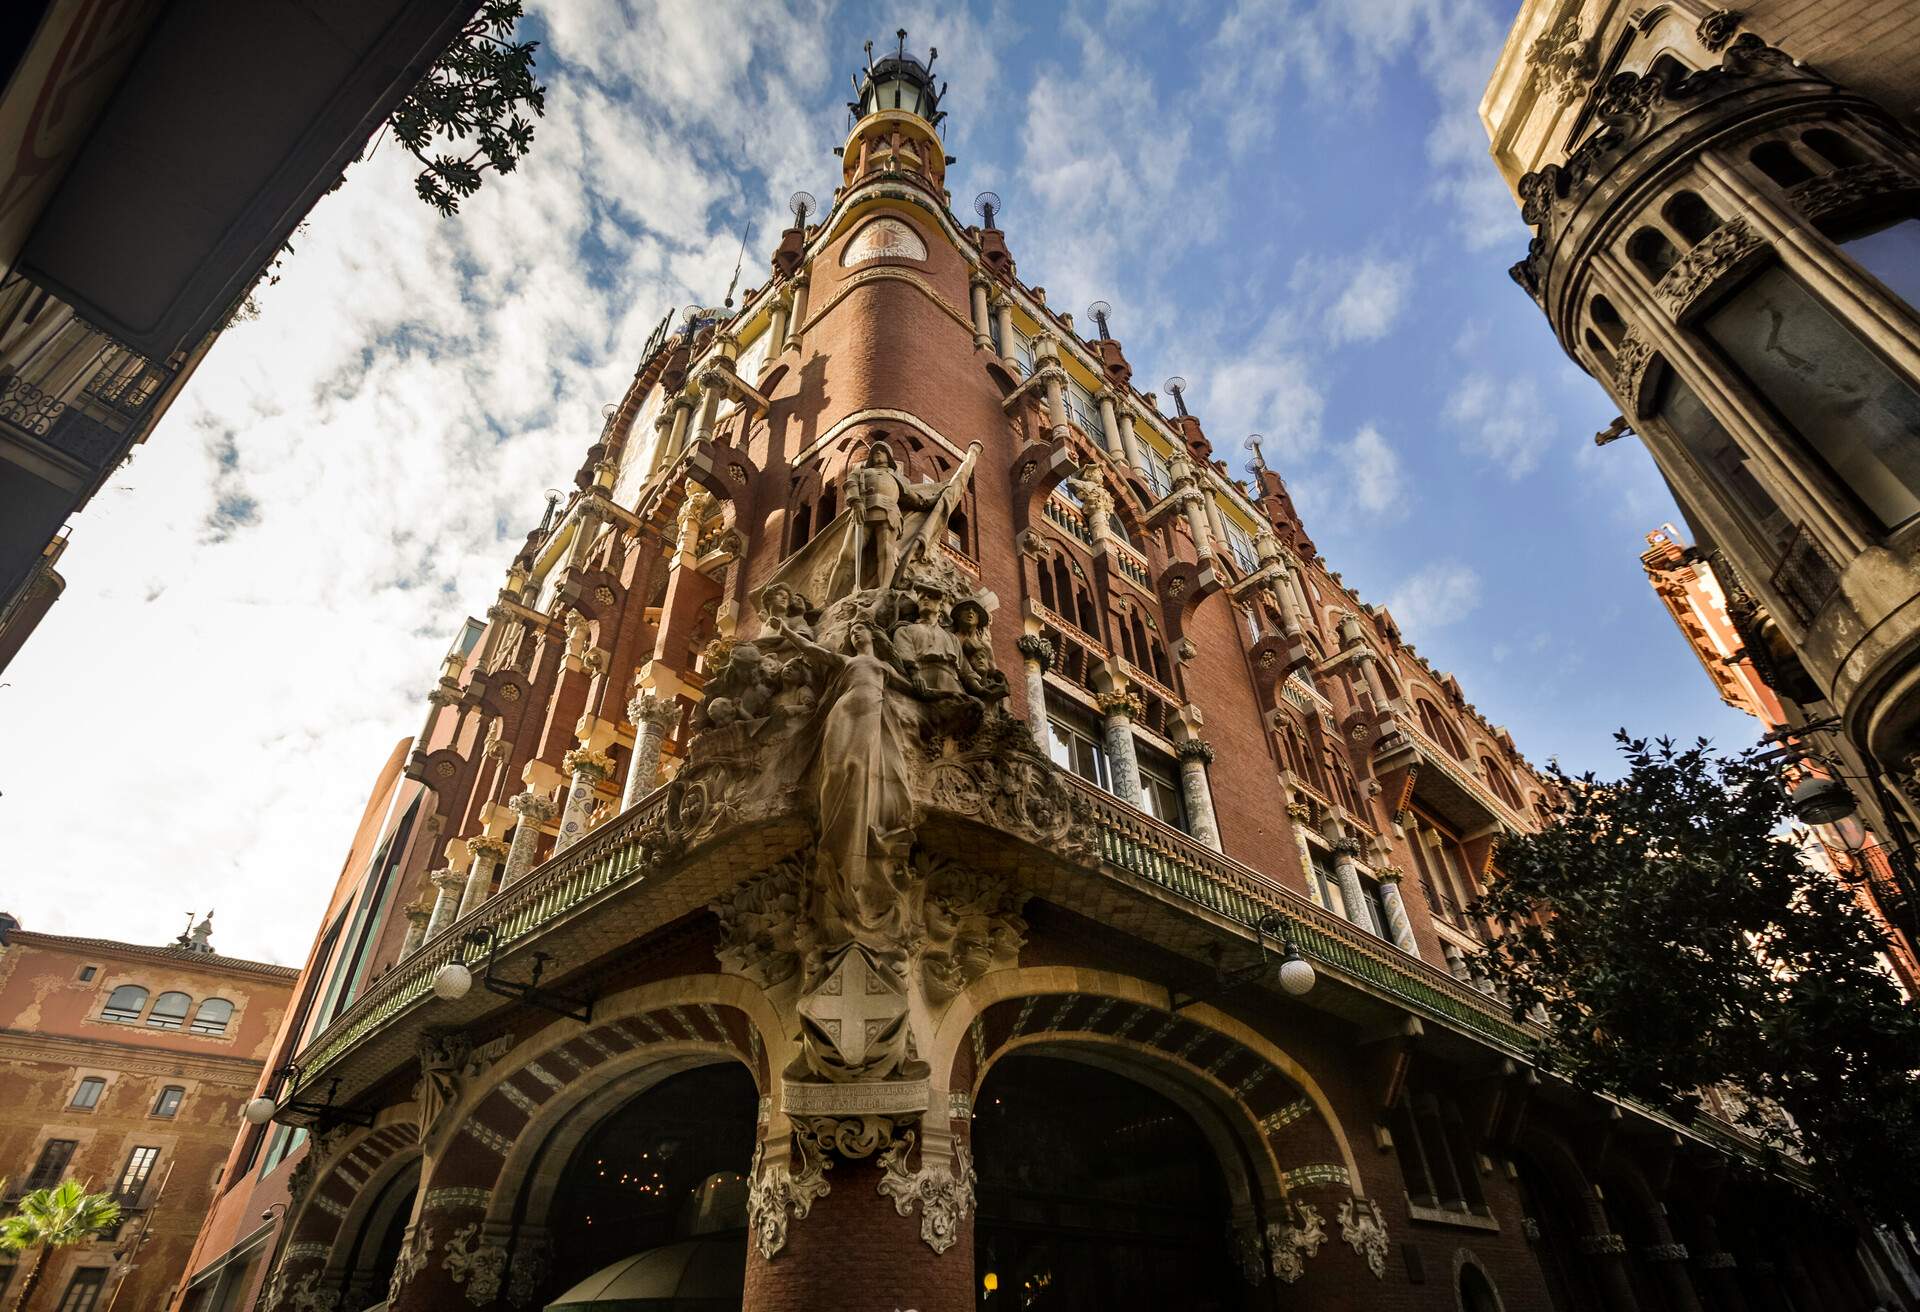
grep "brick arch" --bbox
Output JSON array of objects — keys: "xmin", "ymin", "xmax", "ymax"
[
  {"xmin": 930, "ymin": 968, "xmax": 1362, "ymax": 1203},
  {"xmin": 270, "ymin": 1112, "xmax": 421, "ymax": 1307}
]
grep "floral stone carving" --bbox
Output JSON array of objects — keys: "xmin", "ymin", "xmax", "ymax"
[
  {"xmin": 1338, "ymin": 1198, "xmax": 1390, "ymax": 1279},
  {"xmin": 876, "ymin": 1129, "xmax": 976, "ymax": 1253},
  {"xmin": 443, "ymin": 1222, "xmax": 509, "ymax": 1305},
  {"xmin": 1267, "ymin": 1200, "xmax": 1328, "ymax": 1283},
  {"xmin": 1654, "ymin": 216, "xmax": 1768, "ymax": 319},
  {"xmin": 746, "ymin": 1135, "xmax": 832, "ymax": 1259},
  {"xmin": 387, "ymin": 1224, "xmax": 433, "ymax": 1304}
]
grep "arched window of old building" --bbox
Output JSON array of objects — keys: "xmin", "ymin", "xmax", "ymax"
[
  {"xmin": 788, "ymin": 499, "xmax": 812, "ymax": 551},
  {"xmin": 816, "ymin": 481, "xmax": 836, "ymax": 528},
  {"xmin": 1416, "ymin": 698, "xmax": 1468, "ymax": 760},
  {"xmin": 146, "ymin": 992, "xmax": 191, "ymax": 1030},
  {"xmin": 1701, "ymin": 269, "xmax": 1920, "ymax": 529},
  {"xmin": 101, "ymin": 985, "xmax": 148, "ymax": 1023},
  {"xmin": 191, "ymin": 998, "xmax": 234, "ymax": 1036},
  {"xmin": 1802, "ymin": 127, "xmax": 1864, "ymax": 171},
  {"xmin": 1663, "ymin": 191, "xmax": 1723, "ymax": 246},
  {"xmin": 1481, "ymin": 756, "xmax": 1523, "ymax": 809},
  {"xmin": 1460, "ymin": 1262, "xmax": 1504, "ymax": 1312},
  {"xmin": 1590, "ymin": 295, "xmax": 1626, "ymax": 346},
  {"xmin": 1646, "ymin": 364, "xmax": 1793, "ymax": 549},
  {"xmin": 1750, "ymin": 140, "xmax": 1817, "ymax": 189},
  {"xmin": 1628, "ymin": 227, "xmax": 1682, "ymax": 281}
]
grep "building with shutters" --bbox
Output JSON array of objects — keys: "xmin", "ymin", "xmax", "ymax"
[
  {"xmin": 1482, "ymin": 1, "xmax": 1920, "ymax": 889},
  {"xmin": 0, "ymin": 914, "xmax": 294, "ymax": 1311},
  {"xmin": 179, "ymin": 30, "xmax": 1918, "ymax": 1312}
]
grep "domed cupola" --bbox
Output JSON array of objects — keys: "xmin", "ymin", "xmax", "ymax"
[{"xmin": 841, "ymin": 30, "xmax": 950, "ymax": 194}]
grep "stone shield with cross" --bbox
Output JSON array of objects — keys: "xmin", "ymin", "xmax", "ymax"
[{"xmin": 795, "ymin": 941, "xmax": 913, "ymax": 1081}]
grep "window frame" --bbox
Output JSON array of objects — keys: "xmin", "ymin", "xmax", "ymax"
[
  {"xmin": 145, "ymin": 991, "xmax": 191, "ymax": 1031},
  {"xmin": 25, "ymin": 1139, "xmax": 77, "ymax": 1191},
  {"xmin": 114, "ymin": 1145, "xmax": 161, "ymax": 1205},
  {"xmin": 69, "ymin": 1077, "xmax": 106, "ymax": 1111},
  {"xmin": 190, "ymin": 998, "xmax": 234, "ymax": 1036},
  {"xmin": 152, "ymin": 1086, "xmax": 185, "ymax": 1119},
  {"xmin": 100, "ymin": 985, "xmax": 148, "ymax": 1024}
]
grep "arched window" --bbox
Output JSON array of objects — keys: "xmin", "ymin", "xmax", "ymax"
[
  {"xmin": 1481, "ymin": 756, "xmax": 1523, "ymax": 808},
  {"xmin": 1662, "ymin": 191, "xmax": 1723, "ymax": 245},
  {"xmin": 152, "ymin": 1086, "xmax": 185, "ymax": 1119},
  {"xmin": 1585, "ymin": 329, "xmax": 1614, "ymax": 371},
  {"xmin": 1802, "ymin": 128, "xmax": 1863, "ymax": 171},
  {"xmin": 101, "ymin": 986, "xmax": 148, "ymax": 1023},
  {"xmin": 1037, "ymin": 554, "xmax": 1058, "ymax": 611},
  {"xmin": 145, "ymin": 992, "xmax": 191, "ymax": 1030},
  {"xmin": 1627, "ymin": 227, "xmax": 1681, "ymax": 281},
  {"xmin": 1751, "ymin": 141, "xmax": 1816, "ymax": 188},
  {"xmin": 1590, "ymin": 295, "xmax": 1626, "ymax": 346},
  {"xmin": 789, "ymin": 500, "xmax": 811, "ymax": 551},
  {"xmin": 191, "ymin": 998, "xmax": 235, "ymax": 1036},
  {"xmin": 816, "ymin": 482, "xmax": 836, "ymax": 527},
  {"xmin": 1417, "ymin": 699, "xmax": 1468, "ymax": 760}
]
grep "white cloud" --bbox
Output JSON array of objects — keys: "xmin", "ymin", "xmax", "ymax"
[
  {"xmin": 1386, "ymin": 560, "xmax": 1484, "ymax": 633},
  {"xmin": 1445, "ymin": 371, "xmax": 1547, "ymax": 477},
  {"xmin": 1293, "ymin": 254, "xmax": 1414, "ymax": 345},
  {"xmin": 1346, "ymin": 423, "xmax": 1405, "ymax": 514}
]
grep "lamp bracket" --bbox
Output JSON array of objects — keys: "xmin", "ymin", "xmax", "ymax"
[{"xmin": 464, "ymin": 927, "xmax": 596, "ymax": 1023}]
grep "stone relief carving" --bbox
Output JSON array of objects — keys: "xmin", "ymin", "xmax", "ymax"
[
  {"xmin": 1338, "ymin": 1198, "xmax": 1390, "ymax": 1279},
  {"xmin": 876, "ymin": 1132, "xmax": 977, "ymax": 1254},
  {"xmin": 1696, "ymin": 8, "xmax": 1744, "ymax": 50},
  {"xmin": 1654, "ymin": 216, "xmax": 1768, "ymax": 318},
  {"xmin": 266, "ymin": 1271, "xmax": 339, "ymax": 1312},
  {"xmin": 841, "ymin": 216, "xmax": 929, "ymax": 265},
  {"xmin": 443, "ymin": 1222, "xmax": 510, "ymax": 1305},
  {"xmin": 919, "ymin": 856, "xmax": 1027, "ymax": 1004},
  {"xmin": 1267, "ymin": 1200, "xmax": 1328, "ymax": 1283},
  {"xmin": 387, "ymin": 1225, "xmax": 434, "ymax": 1304},
  {"xmin": 746, "ymin": 1135, "xmax": 832, "ymax": 1259},
  {"xmin": 1526, "ymin": 14, "xmax": 1596, "ymax": 106},
  {"xmin": 1789, "ymin": 163, "xmax": 1920, "ymax": 222},
  {"xmin": 507, "ymin": 1237, "xmax": 552, "ymax": 1307},
  {"xmin": 414, "ymin": 1031, "xmax": 512, "ymax": 1145},
  {"xmin": 1612, "ymin": 331, "xmax": 1656, "ymax": 416},
  {"xmin": 710, "ymin": 857, "xmax": 808, "ymax": 987}
]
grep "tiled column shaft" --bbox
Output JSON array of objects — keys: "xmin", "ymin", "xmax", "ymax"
[
  {"xmin": 554, "ymin": 748, "xmax": 614, "ymax": 854},
  {"xmin": 399, "ymin": 904, "xmax": 432, "ymax": 959},
  {"xmin": 1177, "ymin": 739, "xmax": 1222, "ymax": 850},
  {"xmin": 424, "ymin": 869, "xmax": 465, "ymax": 941},
  {"xmin": 1017, "ymin": 636, "xmax": 1052, "ymax": 741},
  {"xmin": 459, "ymin": 838, "xmax": 507, "ymax": 918},
  {"xmin": 1333, "ymin": 837, "xmax": 1379, "ymax": 936},
  {"xmin": 623, "ymin": 694, "xmax": 676, "ymax": 810},
  {"xmin": 1097, "ymin": 690, "xmax": 1144, "ymax": 807},
  {"xmin": 502, "ymin": 792, "xmax": 555, "ymax": 889},
  {"xmin": 1376, "ymin": 874, "xmax": 1418, "ymax": 952}
]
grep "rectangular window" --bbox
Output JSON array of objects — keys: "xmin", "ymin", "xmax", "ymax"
[
  {"xmin": 1138, "ymin": 752, "xmax": 1188, "ymax": 832},
  {"xmin": 70, "ymin": 1077, "xmax": 105, "ymax": 1110},
  {"xmin": 77, "ymin": 966, "xmax": 96, "ymax": 982},
  {"xmin": 115, "ymin": 1146, "xmax": 160, "ymax": 1205},
  {"xmin": 1064, "ymin": 379, "xmax": 1100, "ymax": 439},
  {"xmin": 1142, "ymin": 446, "xmax": 1173, "ymax": 499},
  {"xmin": 56, "ymin": 1269, "xmax": 107, "ymax": 1312},
  {"xmin": 1840, "ymin": 217, "xmax": 1920, "ymax": 319},
  {"xmin": 1306, "ymin": 843, "xmax": 1347, "ymax": 918},
  {"xmin": 1705, "ymin": 266, "xmax": 1920, "ymax": 529},
  {"xmin": 26, "ymin": 1140, "xmax": 76, "ymax": 1190},
  {"xmin": 153, "ymin": 1086, "xmax": 185, "ymax": 1119},
  {"xmin": 1047, "ymin": 710, "xmax": 1112, "ymax": 793},
  {"xmin": 260, "ymin": 1124, "xmax": 307, "ymax": 1178},
  {"xmin": 1363, "ymin": 877, "xmax": 1396, "ymax": 943},
  {"xmin": 1224, "ymin": 523, "xmax": 1259, "ymax": 575},
  {"xmin": 1651, "ymin": 366, "xmax": 1790, "ymax": 549}
]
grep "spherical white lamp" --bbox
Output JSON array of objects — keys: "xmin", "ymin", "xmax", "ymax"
[
  {"xmin": 1277, "ymin": 942, "xmax": 1316, "ymax": 997},
  {"xmin": 242, "ymin": 1096, "xmax": 278, "ymax": 1126},
  {"xmin": 432, "ymin": 961, "xmax": 473, "ymax": 1001}
]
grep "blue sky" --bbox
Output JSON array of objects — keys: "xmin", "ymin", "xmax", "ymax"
[{"xmin": 0, "ymin": 0, "xmax": 1758, "ymax": 963}]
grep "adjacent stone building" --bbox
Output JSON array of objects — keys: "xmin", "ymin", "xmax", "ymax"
[
  {"xmin": 186, "ymin": 34, "xmax": 1914, "ymax": 1312},
  {"xmin": 0, "ymin": 914, "xmax": 294, "ymax": 1311},
  {"xmin": 1482, "ymin": 2, "xmax": 1920, "ymax": 881}
]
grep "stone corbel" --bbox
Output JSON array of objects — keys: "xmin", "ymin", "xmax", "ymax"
[
  {"xmin": 997, "ymin": 363, "xmax": 1057, "ymax": 413},
  {"xmin": 746, "ymin": 1132, "xmax": 831, "ymax": 1260},
  {"xmin": 876, "ymin": 1130, "xmax": 976, "ymax": 1254}
]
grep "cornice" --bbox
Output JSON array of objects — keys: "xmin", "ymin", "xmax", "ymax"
[
  {"xmin": 3, "ymin": 931, "xmax": 297, "ymax": 981},
  {"xmin": 0, "ymin": 1028, "xmax": 267, "ymax": 1083}
]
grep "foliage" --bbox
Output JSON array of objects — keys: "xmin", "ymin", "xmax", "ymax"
[
  {"xmin": 1474, "ymin": 732, "xmax": 1920, "ymax": 1226},
  {"xmin": 389, "ymin": 0, "xmax": 547, "ymax": 216},
  {"xmin": 0, "ymin": 1180, "xmax": 123, "ymax": 1310}
]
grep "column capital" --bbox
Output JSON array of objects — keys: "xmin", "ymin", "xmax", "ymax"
[
  {"xmin": 968, "ymin": 266, "xmax": 994, "ymax": 290},
  {"xmin": 1372, "ymin": 863, "xmax": 1406, "ymax": 884},
  {"xmin": 403, "ymin": 901, "xmax": 433, "ymax": 928},
  {"xmin": 1701, "ymin": 1252, "xmax": 1738, "ymax": 1270},
  {"xmin": 562, "ymin": 747, "xmax": 615, "ymax": 781},
  {"xmin": 1643, "ymin": 1243, "xmax": 1690, "ymax": 1263},
  {"xmin": 1331, "ymin": 835, "xmax": 1365, "ymax": 859},
  {"xmin": 628, "ymin": 692, "xmax": 678, "ymax": 731},
  {"xmin": 1578, "ymin": 1233, "xmax": 1629, "ymax": 1257},
  {"xmin": 466, "ymin": 835, "xmax": 510, "ymax": 863},
  {"xmin": 1095, "ymin": 688, "xmax": 1143, "ymax": 721},
  {"xmin": 430, "ymin": 868, "xmax": 465, "ymax": 893},
  {"xmin": 510, "ymin": 791, "xmax": 556, "ymax": 821},
  {"xmin": 1016, "ymin": 634, "xmax": 1053, "ymax": 670},
  {"xmin": 1176, "ymin": 738, "xmax": 1215, "ymax": 765}
]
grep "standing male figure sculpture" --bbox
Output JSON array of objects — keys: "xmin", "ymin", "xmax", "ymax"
[{"xmin": 848, "ymin": 441, "xmax": 934, "ymax": 588}]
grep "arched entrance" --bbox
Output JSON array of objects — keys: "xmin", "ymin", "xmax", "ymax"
[
  {"xmin": 972, "ymin": 1053, "xmax": 1241, "ymax": 1311},
  {"xmin": 338, "ymin": 1157, "xmax": 419, "ymax": 1311},
  {"xmin": 540, "ymin": 1062, "xmax": 759, "ymax": 1307},
  {"xmin": 1460, "ymin": 1260, "xmax": 1504, "ymax": 1312}
]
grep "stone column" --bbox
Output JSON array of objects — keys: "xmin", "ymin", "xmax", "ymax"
[
  {"xmin": 1644, "ymin": 1242, "xmax": 1704, "ymax": 1312},
  {"xmin": 644, "ymin": 408, "xmax": 676, "ymax": 479},
  {"xmin": 459, "ymin": 836, "xmax": 508, "ymax": 918},
  {"xmin": 665, "ymin": 392, "xmax": 694, "ymax": 463},
  {"xmin": 968, "ymin": 272, "xmax": 994, "ymax": 350},
  {"xmin": 502, "ymin": 791, "xmax": 555, "ymax": 889},
  {"xmin": 412, "ymin": 683, "xmax": 458, "ymax": 766},
  {"xmin": 1176, "ymin": 739, "xmax": 1222, "ymax": 850},
  {"xmin": 555, "ymin": 745, "xmax": 616, "ymax": 853},
  {"xmin": 424, "ymin": 868, "xmax": 465, "ymax": 941},
  {"xmin": 767, "ymin": 291, "xmax": 790, "ymax": 356},
  {"xmin": 623, "ymin": 692, "xmax": 676, "ymax": 810},
  {"xmin": 1354, "ymin": 645, "xmax": 1392, "ymax": 708},
  {"xmin": 1096, "ymin": 688, "xmax": 1144, "ymax": 807},
  {"xmin": 692, "ymin": 369, "xmax": 725, "ymax": 445},
  {"xmin": 1580, "ymin": 1232, "xmax": 1644, "ymax": 1312},
  {"xmin": 993, "ymin": 293, "xmax": 1017, "ymax": 370},
  {"xmin": 1095, "ymin": 388, "xmax": 1129, "ymax": 464},
  {"xmin": 1039, "ymin": 364, "xmax": 1070, "ymax": 442},
  {"xmin": 1017, "ymin": 635, "xmax": 1053, "ymax": 741},
  {"xmin": 1375, "ymin": 869, "xmax": 1418, "ymax": 953},
  {"xmin": 399, "ymin": 901, "xmax": 432, "ymax": 959},
  {"xmin": 1695, "ymin": 1218, "xmax": 1751, "ymax": 1312},
  {"xmin": 785, "ymin": 272, "xmax": 809, "ymax": 352},
  {"xmin": 1115, "ymin": 401, "xmax": 1147, "ymax": 474},
  {"xmin": 1332, "ymin": 836, "xmax": 1380, "ymax": 936},
  {"xmin": 1170, "ymin": 454, "xmax": 1215, "ymax": 559}
]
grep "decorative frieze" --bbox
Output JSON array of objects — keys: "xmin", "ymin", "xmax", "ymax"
[
  {"xmin": 1788, "ymin": 163, "xmax": 1920, "ymax": 222},
  {"xmin": 1580, "ymin": 1232, "xmax": 1630, "ymax": 1256},
  {"xmin": 1654, "ymin": 217, "xmax": 1768, "ymax": 320}
]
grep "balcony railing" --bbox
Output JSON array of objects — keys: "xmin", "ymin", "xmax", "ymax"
[
  {"xmin": 1042, "ymin": 493, "xmax": 1093, "ymax": 547},
  {"xmin": 1110, "ymin": 538, "xmax": 1152, "ymax": 590},
  {"xmin": 1383, "ymin": 709, "xmax": 1532, "ymax": 834}
]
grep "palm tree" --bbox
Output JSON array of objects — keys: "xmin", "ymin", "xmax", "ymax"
[{"xmin": 0, "ymin": 1180, "xmax": 121, "ymax": 1311}]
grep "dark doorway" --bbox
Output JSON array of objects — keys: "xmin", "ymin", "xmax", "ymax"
[
  {"xmin": 973, "ymin": 1053, "xmax": 1241, "ymax": 1311},
  {"xmin": 542, "ymin": 1062, "xmax": 758, "ymax": 1305}
]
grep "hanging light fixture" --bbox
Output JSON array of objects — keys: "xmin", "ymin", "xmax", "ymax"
[
  {"xmin": 1789, "ymin": 774, "xmax": 1858, "ymax": 825},
  {"xmin": 1278, "ymin": 938, "xmax": 1317, "ymax": 996}
]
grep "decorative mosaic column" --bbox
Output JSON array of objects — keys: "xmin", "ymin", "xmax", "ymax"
[
  {"xmin": 692, "ymin": 368, "xmax": 725, "ymax": 445},
  {"xmin": 1177, "ymin": 739, "xmax": 1222, "ymax": 850},
  {"xmin": 1331, "ymin": 836, "xmax": 1379, "ymax": 936},
  {"xmin": 501, "ymin": 792, "xmax": 555, "ymax": 889},
  {"xmin": 459, "ymin": 836, "xmax": 508, "ymax": 918},
  {"xmin": 623, "ymin": 693, "xmax": 677, "ymax": 810},
  {"xmin": 424, "ymin": 868, "xmax": 465, "ymax": 941},
  {"xmin": 1374, "ymin": 868, "xmax": 1418, "ymax": 953},
  {"xmin": 1096, "ymin": 689, "xmax": 1145, "ymax": 808},
  {"xmin": 555, "ymin": 746, "xmax": 616, "ymax": 854},
  {"xmin": 399, "ymin": 901, "xmax": 432, "ymax": 959},
  {"xmin": 968, "ymin": 270, "xmax": 994, "ymax": 351},
  {"xmin": 1017, "ymin": 635, "xmax": 1052, "ymax": 741}
]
